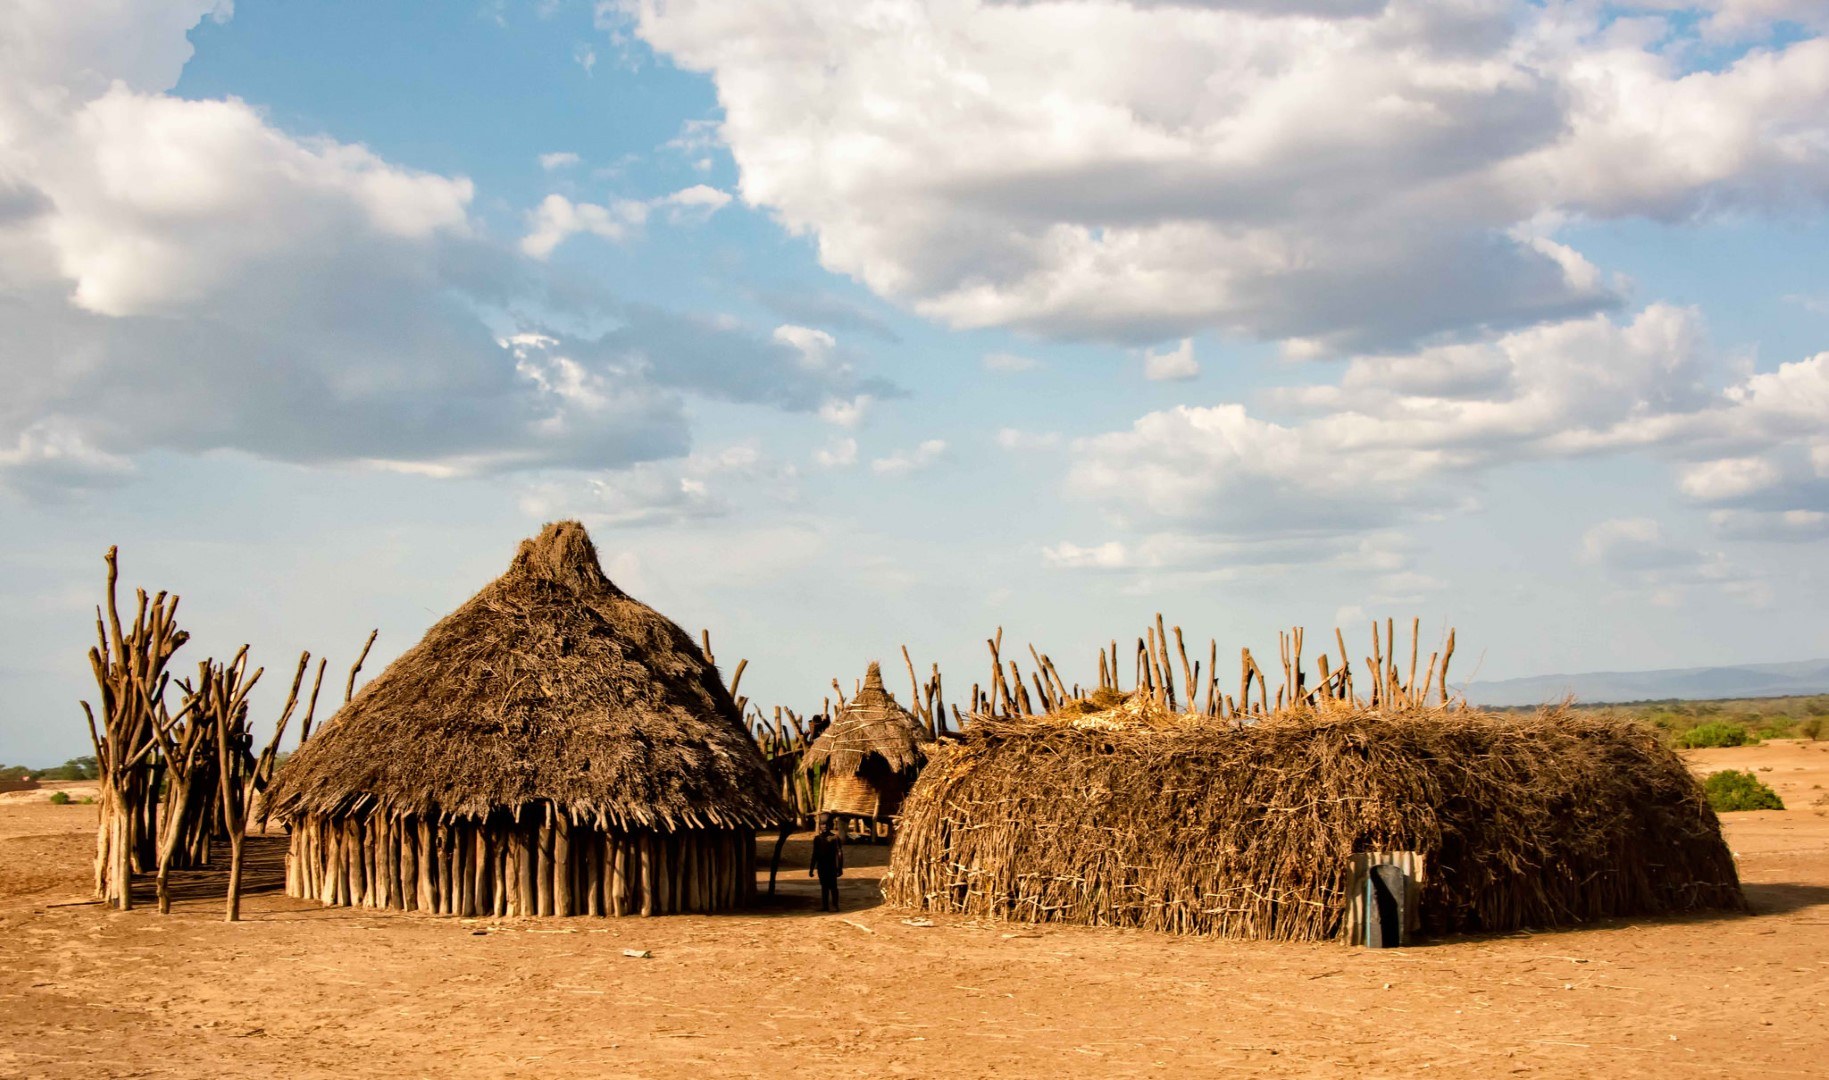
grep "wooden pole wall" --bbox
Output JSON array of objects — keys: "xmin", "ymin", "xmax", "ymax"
[{"xmin": 285, "ymin": 811, "xmax": 756, "ymax": 917}]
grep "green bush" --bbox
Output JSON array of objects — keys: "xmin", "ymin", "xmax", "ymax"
[
  {"xmin": 1703, "ymin": 769, "xmax": 1784, "ymax": 812},
  {"xmin": 1802, "ymin": 717, "xmax": 1826, "ymax": 741},
  {"xmin": 47, "ymin": 791, "xmax": 71, "ymax": 805},
  {"xmin": 1678, "ymin": 721, "xmax": 1758, "ymax": 748}
]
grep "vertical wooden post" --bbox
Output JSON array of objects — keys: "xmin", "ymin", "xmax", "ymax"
[
  {"xmin": 516, "ymin": 819, "xmax": 536, "ymax": 917},
  {"xmin": 611, "ymin": 834, "xmax": 629, "ymax": 917},
  {"xmin": 660, "ymin": 833, "xmax": 678, "ymax": 914},
  {"xmin": 553, "ymin": 814, "xmax": 573, "ymax": 917},
  {"xmin": 743, "ymin": 828, "xmax": 757, "ymax": 905},
  {"xmin": 378, "ymin": 817, "xmax": 394, "ymax": 909},
  {"xmin": 1407, "ymin": 617, "xmax": 1420, "ymax": 706},
  {"xmin": 1205, "ymin": 639, "xmax": 1219, "ymax": 716},
  {"xmin": 586, "ymin": 832, "xmax": 604, "ymax": 917},
  {"xmin": 492, "ymin": 823, "xmax": 509, "ymax": 917},
  {"xmin": 299, "ymin": 819, "xmax": 314, "ymax": 901},
  {"xmin": 323, "ymin": 818, "xmax": 341, "ymax": 905},
  {"xmin": 466, "ymin": 825, "xmax": 480, "ymax": 917},
  {"xmin": 537, "ymin": 818, "xmax": 556, "ymax": 917},
  {"xmin": 363, "ymin": 817, "xmax": 379, "ymax": 908},
  {"xmin": 692, "ymin": 833, "xmax": 707, "ymax": 913},
  {"xmin": 347, "ymin": 817, "xmax": 365, "ymax": 910},
  {"xmin": 640, "ymin": 833, "xmax": 658, "ymax": 916},
  {"xmin": 1440, "ymin": 629, "xmax": 1456, "ymax": 706},
  {"xmin": 446, "ymin": 825, "xmax": 463, "ymax": 916},
  {"xmin": 396, "ymin": 818, "xmax": 413, "ymax": 910},
  {"xmin": 443, "ymin": 822, "xmax": 458, "ymax": 915},
  {"xmin": 505, "ymin": 824, "xmax": 523, "ymax": 917},
  {"xmin": 416, "ymin": 818, "xmax": 435, "ymax": 912}
]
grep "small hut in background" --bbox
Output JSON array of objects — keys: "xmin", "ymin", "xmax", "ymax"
[
  {"xmin": 802, "ymin": 662, "xmax": 933, "ymax": 837},
  {"xmin": 265, "ymin": 521, "xmax": 786, "ymax": 917}
]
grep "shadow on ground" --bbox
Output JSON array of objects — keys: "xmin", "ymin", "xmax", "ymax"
[
  {"xmin": 126, "ymin": 834, "xmax": 288, "ymax": 906},
  {"xmin": 751, "ymin": 831, "xmax": 892, "ymax": 918},
  {"xmin": 1743, "ymin": 881, "xmax": 1829, "ymax": 915}
]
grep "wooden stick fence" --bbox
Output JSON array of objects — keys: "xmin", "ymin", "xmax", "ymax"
[
  {"xmin": 725, "ymin": 615, "xmax": 1458, "ymax": 811},
  {"xmin": 959, "ymin": 615, "xmax": 1459, "ymax": 724},
  {"xmin": 284, "ymin": 811, "xmax": 756, "ymax": 917},
  {"xmin": 79, "ymin": 546, "xmax": 361, "ymax": 919}
]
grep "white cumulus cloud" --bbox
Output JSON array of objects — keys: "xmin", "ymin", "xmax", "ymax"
[
  {"xmin": 872, "ymin": 439, "xmax": 947, "ymax": 477},
  {"xmin": 659, "ymin": 183, "xmax": 733, "ymax": 216},
  {"xmin": 520, "ymin": 193, "xmax": 649, "ymax": 258},
  {"xmin": 1042, "ymin": 540, "xmax": 1134, "ymax": 570},
  {"xmin": 1678, "ymin": 456, "xmax": 1782, "ymax": 502},
  {"xmin": 1143, "ymin": 338, "xmax": 1199, "ymax": 381},
  {"xmin": 813, "ymin": 436, "xmax": 858, "ymax": 468},
  {"xmin": 0, "ymin": 2, "xmax": 894, "ymax": 496},
  {"xmin": 1064, "ymin": 305, "xmax": 1829, "ymax": 541},
  {"xmin": 818, "ymin": 395, "xmax": 873, "ymax": 429},
  {"xmin": 520, "ymin": 185, "xmax": 733, "ymax": 256},
  {"xmin": 626, "ymin": 0, "xmax": 1829, "ymax": 353}
]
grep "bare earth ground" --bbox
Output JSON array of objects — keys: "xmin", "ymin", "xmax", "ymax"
[{"xmin": 3, "ymin": 746, "xmax": 1828, "ymax": 1079}]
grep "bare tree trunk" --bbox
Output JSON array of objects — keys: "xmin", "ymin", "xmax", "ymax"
[
  {"xmin": 225, "ymin": 831, "xmax": 245, "ymax": 922},
  {"xmin": 113, "ymin": 793, "xmax": 134, "ymax": 910},
  {"xmin": 154, "ymin": 779, "xmax": 189, "ymax": 914}
]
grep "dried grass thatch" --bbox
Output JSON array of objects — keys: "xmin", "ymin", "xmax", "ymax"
[
  {"xmin": 802, "ymin": 662, "xmax": 933, "ymax": 777},
  {"xmin": 266, "ymin": 521, "xmax": 785, "ymax": 831},
  {"xmin": 885, "ymin": 694, "xmax": 1744, "ymax": 941},
  {"xmin": 801, "ymin": 662, "xmax": 934, "ymax": 820}
]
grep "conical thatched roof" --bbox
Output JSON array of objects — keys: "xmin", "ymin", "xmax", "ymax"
[
  {"xmin": 266, "ymin": 521, "xmax": 786, "ymax": 830},
  {"xmin": 802, "ymin": 662, "xmax": 933, "ymax": 776}
]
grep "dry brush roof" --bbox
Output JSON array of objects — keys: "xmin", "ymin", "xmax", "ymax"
[
  {"xmin": 266, "ymin": 521, "xmax": 786, "ymax": 830},
  {"xmin": 801, "ymin": 662, "xmax": 933, "ymax": 776}
]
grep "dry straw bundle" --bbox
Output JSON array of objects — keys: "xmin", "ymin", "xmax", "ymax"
[{"xmin": 885, "ymin": 623, "xmax": 1744, "ymax": 942}]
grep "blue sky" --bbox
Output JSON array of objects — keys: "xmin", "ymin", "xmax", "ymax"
[{"xmin": 3, "ymin": 0, "xmax": 1828, "ymax": 764}]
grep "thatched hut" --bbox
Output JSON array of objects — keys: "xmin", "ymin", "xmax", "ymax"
[
  {"xmin": 802, "ymin": 662, "xmax": 933, "ymax": 827},
  {"xmin": 265, "ymin": 521, "xmax": 786, "ymax": 917},
  {"xmin": 885, "ymin": 697, "xmax": 1745, "ymax": 941}
]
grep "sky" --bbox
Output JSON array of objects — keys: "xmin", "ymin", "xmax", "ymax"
[{"xmin": 3, "ymin": 0, "xmax": 1828, "ymax": 764}]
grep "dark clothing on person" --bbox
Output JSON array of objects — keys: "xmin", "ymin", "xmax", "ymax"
[
  {"xmin": 810, "ymin": 830, "xmax": 845, "ymax": 876},
  {"xmin": 811, "ymin": 830, "xmax": 845, "ymax": 911}
]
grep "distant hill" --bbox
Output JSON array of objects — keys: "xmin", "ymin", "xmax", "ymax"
[{"xmin": 1463, "ymin": 658, "xmax": 1829, "ymax": 708}]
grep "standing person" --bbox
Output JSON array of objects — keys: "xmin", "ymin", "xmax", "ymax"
[{"xmin": 809, "ymin": 814, "xmax": 845, "ymax": 911}]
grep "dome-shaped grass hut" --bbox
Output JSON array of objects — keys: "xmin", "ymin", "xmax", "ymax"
[
  {"xmin": 265, "ymin": 521, "xmax": 786, "ymax": 917},
  {"xmin": 885, "ymin": 697, "xmax": 1745, "ymax": 941},
  {"xmin": 803, "ymin": 662, "xmax": 933, "ymax": 828}
]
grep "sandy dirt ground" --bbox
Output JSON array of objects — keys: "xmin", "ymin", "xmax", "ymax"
[{"xmin": 2, "ymin": 746, "xmax": 1827, "ymax": 1079}]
